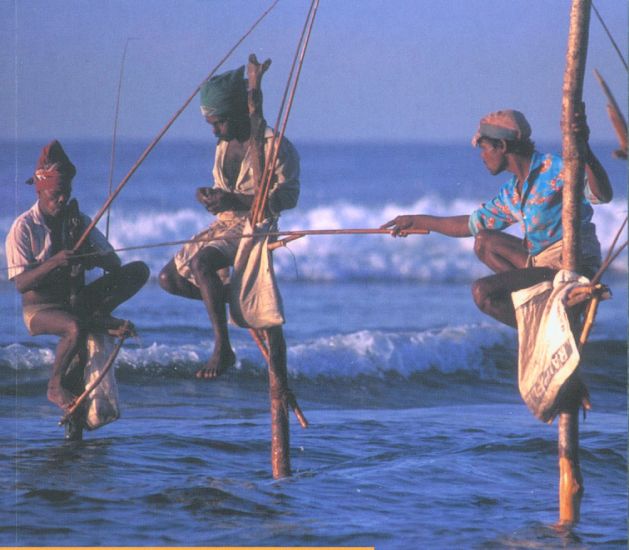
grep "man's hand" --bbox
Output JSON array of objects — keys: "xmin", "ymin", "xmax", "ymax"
[
  {"xmin": 572, "ymin": 101, "xmax": 591, "ymax": 144},
  {"xmin": 381, "ymin": 215, "xmax": 420, "ymax": 237},
  {"xmin": 196, "ymin": 187, "xmax": 231, "ymax": 214},
  {"xmin": 50, "ymin": 249, "xmax": 77, "ymax": 269},
  {"xmin": 381, "ymin": 214, "xmax": 469, "ymax": 238}
]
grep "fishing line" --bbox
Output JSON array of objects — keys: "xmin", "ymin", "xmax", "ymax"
[
  {"xmin": 591, "ymin": 1, "xmax": 628, "ymax": 71},
  {"xmin": 72, "ymin": 0, "xmax": 281, "ymax": 252},
  {"xmin": 283, "ymin": 244, "xmax": 301, "ymax": 281},
  {"xmin": 106, "ymin": 38, "xmax": 138, "ymax": 240},
  {"xmin": 2, "ymin": 228, "xmax": 429, "ymax": 272}
]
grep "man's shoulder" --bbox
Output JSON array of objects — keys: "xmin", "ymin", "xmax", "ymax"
[
  {"xmin": 263, "ymin": 126, "xmax": 296, "ymax": 147},
  {"xmin": 532, "ymin": 151, "xmax": 563, "ymax": 178},
  {"xmin": 539, "ymin": 151, "xmax": 562, "ymax": 163},
  {"xmin": 77, "ymin": 210, "xmax": 92, "ymax": 225},
  {"xmin": 10, "ymin": 204, "xmax": 39, "ymax": 232}
]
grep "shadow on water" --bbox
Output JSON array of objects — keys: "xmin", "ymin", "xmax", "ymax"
[{"xmin": 480, "ymin": 521, "xmax": 596, "ymax": 549}]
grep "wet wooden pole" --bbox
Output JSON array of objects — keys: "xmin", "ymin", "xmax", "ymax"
[
  {"xmin": 246, "ymin": 54, "xmax": 292, "ymax": 478},
  {"xmin": 559, "ymin": 0, "xmax": 591, "ymax": 525}
]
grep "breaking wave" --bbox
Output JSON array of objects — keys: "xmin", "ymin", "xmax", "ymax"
[
  {"xmin": 3, "ymin": 196, "xmax": 623, "ymax": 283},
  {"xmin": 0, "ymin": 323, "xmax": 515, "ymax": 384}
]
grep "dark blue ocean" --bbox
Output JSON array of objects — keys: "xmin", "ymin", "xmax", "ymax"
[{"xmin": 1, "ymin": 139, "xmax": 627, "ymax": 548}]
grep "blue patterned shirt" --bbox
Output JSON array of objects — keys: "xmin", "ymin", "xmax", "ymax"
[{"xmin": 468, "ymin": 151, "xmax": 600, "ymax": 256}]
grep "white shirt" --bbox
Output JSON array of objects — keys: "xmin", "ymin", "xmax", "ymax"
[{"xmin": 5, "ymin": 201, "xmax": 113, "ymax": 280}]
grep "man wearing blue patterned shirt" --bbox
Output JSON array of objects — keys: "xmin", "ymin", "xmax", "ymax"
[{"xmin": 381, "ymin": 107, "xmax": 612, "ymax": 328}]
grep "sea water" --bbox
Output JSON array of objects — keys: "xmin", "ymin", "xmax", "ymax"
[{"xmin": 0, "ymin": 140, "xmax": 626, "ymax": 548}]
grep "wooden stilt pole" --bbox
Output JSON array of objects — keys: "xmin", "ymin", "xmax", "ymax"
[
  {"xmin": 559, "ymin": 0, "xmax": 591, "ymax": 525},
  {"xmin": 246, "ymin": 54, "xmax": 292, "ymax": 478},
  {"xmin": 249, "ymin": 328, "xmax": 308, "ymax": 428},
  {"xmin": 245, "ymin": 1, "xmax": 318, "ymax": 478},
  {"xmin": 264, "ymin": 327, "xmax": 291, "ymax": 478}
]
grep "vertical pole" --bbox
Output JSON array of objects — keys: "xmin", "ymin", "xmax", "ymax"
[
  {"xmin": 247, "ymin": 55, "xmax": 291, "ymax": 478},
  {"xmin": 559, "ymin": 0, "xmax": 591, "ymax": 525},
  {"xmin": 266, "ymin": 328, "xmax": 291, "ymax": 478}
]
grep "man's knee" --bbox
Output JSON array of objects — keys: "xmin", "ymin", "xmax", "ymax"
[
  {"xmin": 63, "ymin": 317, "xmax": 84, "ymax": 344},
  {"xmin": 190, "ymin": 248, "xmax": 227, "ymax": 278},
  {"xmin": 123, "ymin": 261, "xmax": 150, "ymax": 286},
  {"xmin": 158, "ymin": 266, "xmax": 173, "ymax": 292},
  {"xmin": 473, "ymin": 230, "xmax": 494, "ymax": 261},
  {"xmin": 471, "ymin": 278, "xmax": 491, "ymax": 311}
]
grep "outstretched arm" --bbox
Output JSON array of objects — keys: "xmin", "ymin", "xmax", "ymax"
[{"xmin": 381, "ymin": 214, "xmax": 472, "ymax": 237}]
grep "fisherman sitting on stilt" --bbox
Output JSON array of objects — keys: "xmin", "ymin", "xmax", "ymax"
[
  {"xmin": 158, "ymin": 66, "xmax": 300, "ymax": 379},
  {"xmin": 5, "ymin": 140, "xmax": 150, "ymax": 438},
  {"xmin": 382, "ymin": 106, "xmax": 613, "ymax": 416}
]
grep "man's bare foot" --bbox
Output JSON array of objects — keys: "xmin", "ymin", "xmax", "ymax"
[
  {"xmin": 47, "ymin": 383, "xmax": 76, "ymax": 411},
  {"xmin": 196, "ymin": 348, "xmax": 236, "ymax": 379}
]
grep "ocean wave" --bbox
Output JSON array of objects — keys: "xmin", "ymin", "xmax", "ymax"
[
  {"xmin": 0, "ymin": 323, "xmax": 517, "ymax": 384},
  {"xmin": 1, "ymin": 197, "xmax": 626, "ymax": 283}
]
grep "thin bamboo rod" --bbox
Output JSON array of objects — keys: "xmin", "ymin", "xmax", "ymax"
[
  {"xmin": 105, "ymin": 38, "xmax": 134, "ymax": 240},
  {"xmin": 591, "ymin": 1, "xmax": 628, "ymax": 70},
  {"xmin": 251, "ymin": 0, "xmax": 320, "ymax": 223},
  {"xmin": 250, "ymin": 3, "xmax": 313, "ymax": 222},
  {"xmin": 593, "ymin": 69, "xmax": 628, "ymax": 158},
  {"xmin": 72, "ymin": 0, "xmax": 280, "ymax": 252},
  {"xmin": 2, "ymin": 227, "xmax": 431, "ymax": 273}
]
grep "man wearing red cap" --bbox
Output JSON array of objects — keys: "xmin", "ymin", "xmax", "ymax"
[
  {"xmin": 5, "ymin": 140, "xmax": 149, "ymax": 417},
  {"xmin": 381, "ymin": 107, "xmax": 612, "ymax": 327}
]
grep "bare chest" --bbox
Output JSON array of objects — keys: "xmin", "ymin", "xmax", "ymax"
[{"xmin": 223, "ymin": 140, "xmax": 248, "ymax": 188}]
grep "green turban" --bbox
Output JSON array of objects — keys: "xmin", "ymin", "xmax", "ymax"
[{"xmin": 200, "ymin": 66, "xmax": 247, "ymax": 118}]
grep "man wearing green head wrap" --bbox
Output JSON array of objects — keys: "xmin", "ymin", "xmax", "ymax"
[
  {"xmin": 199, "ymin": 66, "xmax": 248, "ymax": 119},
  {"xmin": 159, "ymin": 65, "xmax": 300, "ymax": 379}
]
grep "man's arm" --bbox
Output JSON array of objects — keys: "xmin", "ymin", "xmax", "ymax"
[
  {"xmin": 12, "ymin": 250, "xmax": 75, "ymax": 294},
  {"xmin": 575, "ymin": 103, "xmax": 613, "ymax": 203},
  {"xmin": 267, "ymin": 138, "xmax": 300, "ymax": 214},
  {"xmin": 381, "ymin": 214, "xmax": 472, "ymax": 237},
  {"xmin": 77, "ymin": 215, "xmax": 121, "ymax": 272},
  {"xmin": 583, "ymin": 144, "xmax": 613, "ymax": 203},
  {"xmin": 92, "ymin": 250, "xmax": 122, "ymax": 272},
  {"xmin": 196, "ymin": 187, "xmax": 254, "ymax": 213}
]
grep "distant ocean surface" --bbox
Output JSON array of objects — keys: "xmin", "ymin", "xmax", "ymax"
[{"xmin": 1, "ymin": 140, "xmax": 626, "ymax": 548}]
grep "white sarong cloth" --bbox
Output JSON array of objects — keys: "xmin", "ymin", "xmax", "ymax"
[
  {"xmin": 229, "ymin": 218, "xmax": 285, "ymax": 329},
  {"xmin": 83, "ymin": 332, "xmax": 121, "ymax": 430},
  {"xmin": 512, "ymin": 270, "xmax": 590, "ymax": 423}
]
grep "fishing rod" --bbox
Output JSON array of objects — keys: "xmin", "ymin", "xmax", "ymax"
[
  {"xmin": 251, "ymin": 0, "xmax": 320, "ymax": 223},
  {"xmin": 105, "ymin": 38, "xmax": 137, "ymax": 240},
  {"xmin": 72, "ymin": 0, "xmax": 280, "ymax": 253},
  {"xmin": 1, "ymin": 228, "xmax": 430, "ymax": 273},
  {"xmin": 593, "ymin": 68, "xmax": 628, "ymax": 158},
  {"xmin": 591, "ymin": 1, "xmax": 628, "ymax": 71}
]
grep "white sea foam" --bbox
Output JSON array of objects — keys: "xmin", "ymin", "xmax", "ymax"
[
  {"xmin": 286, "ymin": 324, "xmax": 514, "ymax": 379},
  {"xmin": 104, "ymin": 198, "xmax": 628, "ymax": 282},
  {"xmin": 0, "ymin": 323, "xmax": 516, "ymax": 382}
]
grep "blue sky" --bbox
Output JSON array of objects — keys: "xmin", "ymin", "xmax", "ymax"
[{"xmin": 1, "ymin": 0, "xmax": 627, "ymax": 144}]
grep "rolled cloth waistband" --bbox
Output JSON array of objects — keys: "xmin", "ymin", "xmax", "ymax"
[{"xmin": 528, "ymin": 225, "xmax": 602, "ymax": 276}]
